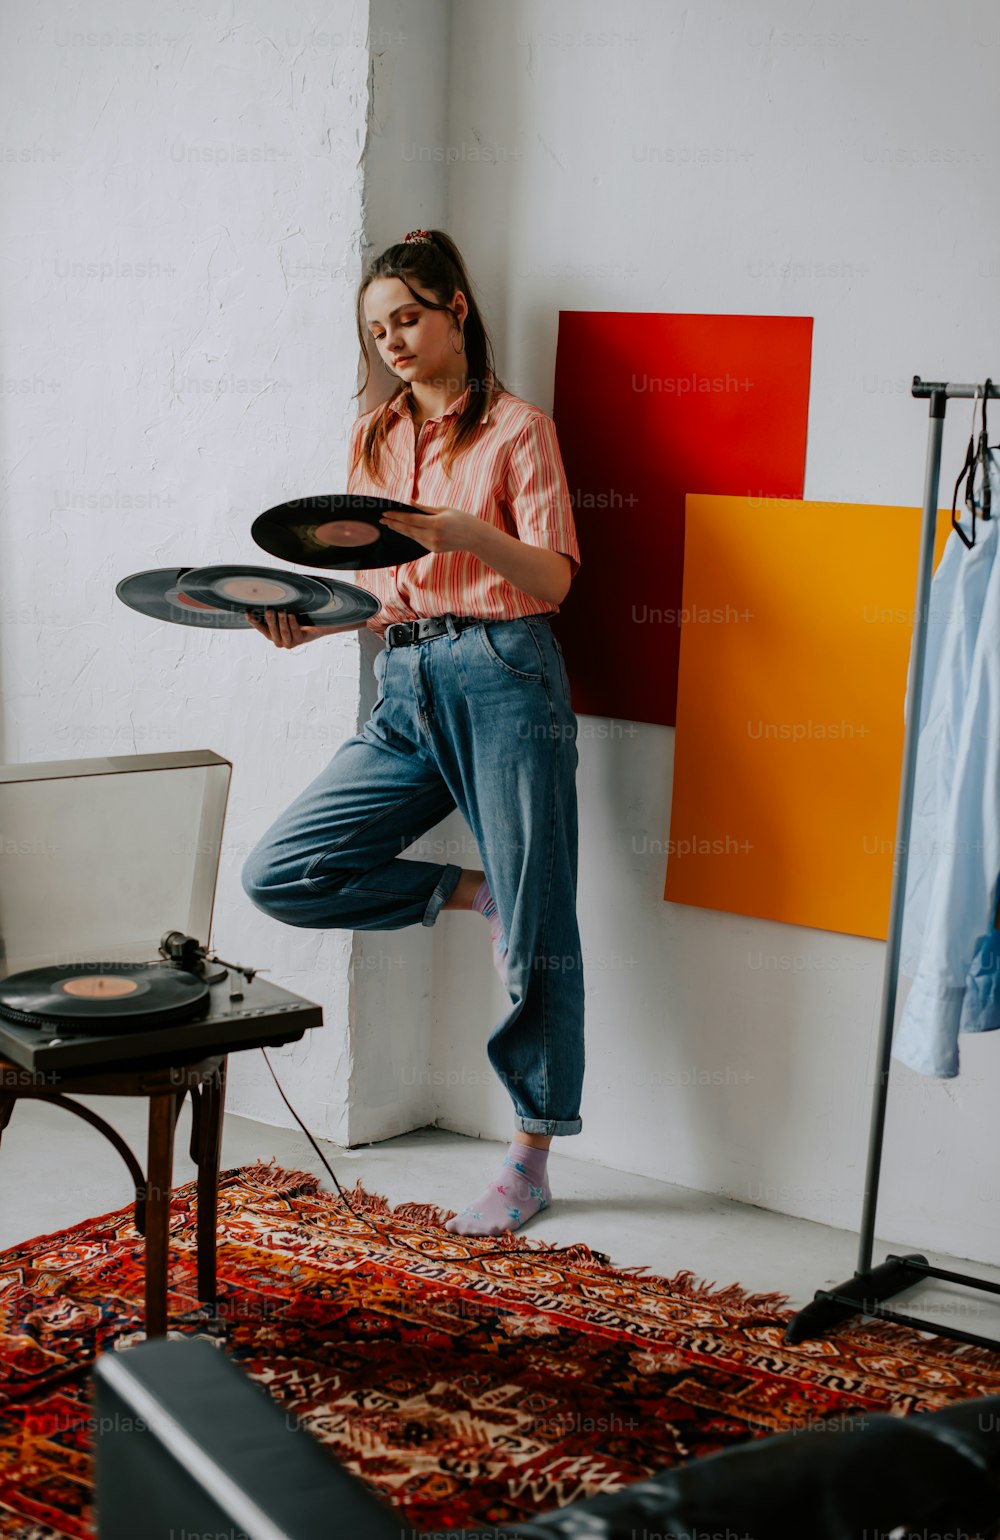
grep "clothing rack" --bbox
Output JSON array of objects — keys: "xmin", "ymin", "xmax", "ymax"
[{"xmin": 786, "ymin": 376, "xmax": 1000, "ymax": 1351}]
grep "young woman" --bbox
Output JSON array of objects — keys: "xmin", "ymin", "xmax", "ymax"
[{"xmin": 241, "ymin": 228, "xmax": 584, "ymax": 1236}]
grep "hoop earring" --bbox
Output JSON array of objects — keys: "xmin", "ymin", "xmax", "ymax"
[{"xmin": 451, "ymin": 326, "xmax": 466, "ymax": 355}]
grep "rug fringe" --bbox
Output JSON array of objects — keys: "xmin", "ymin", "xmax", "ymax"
[
  {"xmin": 649, "ymin": 1268, "xmax": 794, "ymax": 1314},
  {"xmin": 226, "ymin": 1160, "xmax": 322, "ymax": 1199},
  {"xmin": 339, "ymin": 1180, "xmax": 458, "ymax": 1230},
  {"xmin": 830, "ymin": 1317, "xmax": 1000, "ymax": 1370}
]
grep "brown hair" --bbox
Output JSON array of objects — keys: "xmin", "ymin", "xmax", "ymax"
[{"xmin": 351, "ymin": 229, "xmax": 507, "ymax": 481}]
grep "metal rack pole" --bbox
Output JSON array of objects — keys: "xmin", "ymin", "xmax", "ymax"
[
  {"xmin": 786, "ymin": 376, "xmax": 1000, "ymax": 1348},
  {"xmin": 855, "ymin": 387, "xmax": 946, "ymax": 1274}
]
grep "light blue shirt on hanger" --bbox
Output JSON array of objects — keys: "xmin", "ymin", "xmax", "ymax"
[{"xmin": 893, "ymin": 451, "xmax": 1000, "ymax": 1077}]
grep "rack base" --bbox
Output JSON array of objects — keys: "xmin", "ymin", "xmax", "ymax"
[{"xmin": 786, "ymin": 1252, "xmax": 1000, "ymax": 1353}]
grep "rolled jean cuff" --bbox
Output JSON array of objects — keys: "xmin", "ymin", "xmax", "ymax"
[
  {"xmin": 422, "ymin": 863, "xmax": 465, "ymax": 927},
  {"xmin": 515, "ymin": 1116, "xmax": 582, "ymax": 1136}
]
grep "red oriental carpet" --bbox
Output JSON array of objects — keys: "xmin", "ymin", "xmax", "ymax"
[{"xmin": 3, "ymin": 1162, "xmax": 1000, "ymax": 1538}]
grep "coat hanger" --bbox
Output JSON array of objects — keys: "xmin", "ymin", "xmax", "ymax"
[{"xmin": 951, "ymin": 378, "xmax": 994, "ymax": 548}]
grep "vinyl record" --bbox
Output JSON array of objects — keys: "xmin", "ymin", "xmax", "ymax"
[
  {"xmin": 116, "ymin": 568, "xmax": 380, "ymax": 630},
  {"xmin": 251, "ymin": 493, "xmax": 431, "ymax": 570},
  {"xmin": 0, "ymin": 961, "xmax": 211, "ymax": 1035}
]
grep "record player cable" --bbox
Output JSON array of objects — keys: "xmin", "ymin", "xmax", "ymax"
[
  {"xmin": 258, "ymin": 1049, "xmax": 604, "ymax": 1265},
  {"xmin": 259, "ymin": 1047, "xmax": 379, "ymax": 1228}
]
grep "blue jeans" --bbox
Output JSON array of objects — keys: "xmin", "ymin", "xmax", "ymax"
[{"xmin": 241, "ymin": 613, "xmax": 584, "ymax": 1136}]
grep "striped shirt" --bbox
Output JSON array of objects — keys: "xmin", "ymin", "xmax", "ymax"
[{"xmin": 346, "ymin": 380, "xmax": 581, "ymax": 637}]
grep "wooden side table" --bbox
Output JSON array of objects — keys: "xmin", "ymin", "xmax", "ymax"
[{"xmin": 0, "ymin": 1053, "xmax": 227, "ymax": 1337}]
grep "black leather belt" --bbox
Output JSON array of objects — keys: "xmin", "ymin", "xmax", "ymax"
[{"xmin": 383, "ymin": 615, "xmax": 483, "ymax": 649}]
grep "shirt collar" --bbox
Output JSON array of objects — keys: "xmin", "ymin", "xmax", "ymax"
[{"xmin": 386, "ymin": 373, "xmax": 494, "ymax": 426}]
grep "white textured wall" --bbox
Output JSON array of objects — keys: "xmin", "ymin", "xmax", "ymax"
[
  {"xmin": 426, "ymin": 0, "xmax": 1000, "ymax": 1264},
  {"xmin": 0, "ymin": 0, "xmax": 372, "ymax": 1140}
]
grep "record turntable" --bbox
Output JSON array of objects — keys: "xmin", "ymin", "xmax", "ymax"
[{"xmin": 0, "ymin": 750, "xmax": 323, "ymax": 1072}]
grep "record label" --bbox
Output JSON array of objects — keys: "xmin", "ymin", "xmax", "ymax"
[
  {"xmin": 307, "ymin": 520, "xmax": 381, "ymax": 548},
  {"xmin": 63, "ymin": 976, "xmax": 139, "ymax": 998},
  {"xmin": 179, "ymin": 565, "xmax": 336, "ymax": 616}
]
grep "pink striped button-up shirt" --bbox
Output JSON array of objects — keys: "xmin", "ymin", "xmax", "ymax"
[{"xmin": 346, "ymin": 381, "xmax": 581, "ymax": 638}]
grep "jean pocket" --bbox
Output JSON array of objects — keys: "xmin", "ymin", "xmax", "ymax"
[
  {"xmin": 372, "ymin": 647, "xmax": 388, "ymax": 712},
  {"xmin": 478, "ymin": 619, "xmax": 545, "ymax": 682},
  {"xmin": 553, "ymin": 645, "xmax": 571, "ymax": 702}
]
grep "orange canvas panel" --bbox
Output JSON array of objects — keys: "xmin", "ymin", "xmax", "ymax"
[{"xmin": 663, "ymin": 495, "xmax": 953, "ymax": 939}]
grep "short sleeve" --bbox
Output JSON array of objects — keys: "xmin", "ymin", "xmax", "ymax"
[{"xmin": 502, "ymin": 413, "xmax": 581, "ymax": 577}]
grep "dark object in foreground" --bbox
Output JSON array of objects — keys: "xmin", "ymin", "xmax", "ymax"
[{"xmin": 95, "ymin": 1335, "xmax": 1000, "ymax": 1540}]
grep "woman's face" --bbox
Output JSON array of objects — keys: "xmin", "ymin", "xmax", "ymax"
[{"xmin": 363, "ymin": 275, "xmax": 468, "ymax": 389}]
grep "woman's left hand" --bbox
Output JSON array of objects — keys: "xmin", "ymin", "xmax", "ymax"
[{"xmin": 379, "ymin": 503, "xmax": 479, "ymax": 554}]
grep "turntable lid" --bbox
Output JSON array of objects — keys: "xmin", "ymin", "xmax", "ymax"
[{"xmin": 0, "ymin": 749, "xmax": 231, "ymax": 978}]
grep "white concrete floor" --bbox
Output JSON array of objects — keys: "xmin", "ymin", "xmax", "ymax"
[{"xmin": 4, "ymin": 1095, "xmax": 1000, "ymax": 1340}]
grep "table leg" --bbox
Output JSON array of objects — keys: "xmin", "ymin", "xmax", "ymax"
[
  {"xmin": 197, "ymin": 1059, "xmax": 227, "ymax": 1305},
  {"xmin": 144, "ymin": 1093, "xmax": 180, "ymax": 1338},
  {"xmin": 188, "ymin": 1081, "xmax": 202, "ymax": 1164}
]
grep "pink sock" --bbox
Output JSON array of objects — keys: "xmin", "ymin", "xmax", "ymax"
[
  {"xmin": 471, "ymin": 878, "xmax": 508, "ymax": 987},
  {"xmin": 445, "ymin": 1139, "xmax": 551, "ymax": 1236}
]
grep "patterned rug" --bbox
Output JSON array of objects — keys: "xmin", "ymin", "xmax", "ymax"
[{"xmin": 3, "ymin": 1162, "xmax": 1000, "ymax": 1539}]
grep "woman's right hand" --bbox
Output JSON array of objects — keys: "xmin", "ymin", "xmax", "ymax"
[{"xmin": 245, "ymin": 608, "xmax": 360, "ymax": 648}]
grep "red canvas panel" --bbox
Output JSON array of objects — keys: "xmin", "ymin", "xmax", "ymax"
[{"xmin": 550, "ymin": 312, "xmax": 813, "ymax": 725}]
